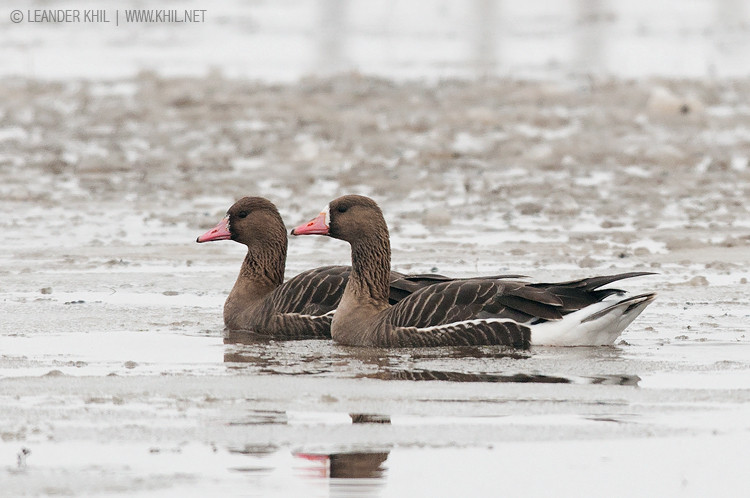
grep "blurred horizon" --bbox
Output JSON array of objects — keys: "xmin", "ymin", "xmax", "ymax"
[{"xmin": 2, "ymin": 0, "xmax": 749, "ymax": 82}]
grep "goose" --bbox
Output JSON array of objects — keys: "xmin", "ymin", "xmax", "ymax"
[
  {"xmin": 196, "ymin": 197, "xmax": 480, "ymax": 338},
  {"xmin": 291, "ymin": 194, "xmax": 655, "ymax": 348}
]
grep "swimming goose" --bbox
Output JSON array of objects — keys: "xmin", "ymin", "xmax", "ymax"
[
  {"xmin": 196, "ymin": 197, "xmax": 473, "ymax": 338},
  {"xmin": 291, "ymin": 194, "xmax": 655, "ymax": 347}
]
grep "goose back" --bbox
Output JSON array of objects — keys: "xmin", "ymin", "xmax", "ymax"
[{"xmin": 366, "ymin": 271, "xmax": 653, "ymax": 347}]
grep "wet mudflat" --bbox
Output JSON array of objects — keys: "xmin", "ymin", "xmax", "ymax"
[{"xmin": 2, "ymin": 75, "xmax": 750, "ymax": 496}]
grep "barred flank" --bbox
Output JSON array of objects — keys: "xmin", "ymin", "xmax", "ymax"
[{"xmin": 389, "ymin": 320, "xmax": 531, "ymax": 349}]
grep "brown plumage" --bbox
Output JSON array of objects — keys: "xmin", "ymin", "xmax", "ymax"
[
  {"xmin": 291, "ymin": 195, "xmax": 656, "ymax": 348},
  {"xmin": 196, "ymin": 197, "xmax": 471, "ymax": 339}
]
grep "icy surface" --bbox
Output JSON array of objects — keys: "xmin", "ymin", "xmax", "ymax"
[{"xmin": 3, "ymin": 1, "xmax": 750, "ymax": 493}]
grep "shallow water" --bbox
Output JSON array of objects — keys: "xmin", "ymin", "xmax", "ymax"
[{"xmin": 3, "ymin": 257, "xmax": 750, "ymax": 495}]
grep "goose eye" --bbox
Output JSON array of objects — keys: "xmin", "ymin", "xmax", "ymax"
[
  {"xmin": 337, "ymin": 206, "xmax": 347, "ymax": 213},
  {"xmin": 238, "ymin": 210, "xmax": 249, "ymax": 219}
]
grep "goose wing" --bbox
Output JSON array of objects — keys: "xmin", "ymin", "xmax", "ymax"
[
  {"xmin": 267, "ymin": 265, "xmax": 350, "ymax": 316},
  {"xmin": 268, "ymin": 266, "xmax": 471, "ymax": 314},
  {"xmin": 387, "ymin": 272, "xmax": 526, "ymax": 303},
  {"xmin": 377, "ymin": 272, "xmax": 655, "ymax": 348},
  {"xmin": 385, "ymin": 279, "xmax": 564, "ymax": 328},
  {"xmin": 530, "ymin": 271, "xmax": 655, "ymax": 312}
]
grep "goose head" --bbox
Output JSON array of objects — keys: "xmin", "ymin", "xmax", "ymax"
[
  {"xmin": 197, "ymin": 196, "xmax": 286, "ymax": 249},
  {"xmin": 291, "ymin": 195, "xmax": 387, "ymax": 243}
]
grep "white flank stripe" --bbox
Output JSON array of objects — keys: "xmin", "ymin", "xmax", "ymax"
[{"xmin": 417, "ymin": 318, "xmax": 522, "ymax": 334}]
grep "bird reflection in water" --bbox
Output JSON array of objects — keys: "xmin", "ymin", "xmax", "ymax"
[
  {"xmin": 222, "ymin": 332, "xmax": 639, "ymax": 386},
  {"xmin": 296, "ymin": 451, "xmax": 390, "ymax": 479},
  {"xmin": 295, "ymin": 414, "xmax": 391, "ymax": 479}
]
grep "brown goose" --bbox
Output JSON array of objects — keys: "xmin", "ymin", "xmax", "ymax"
[
  {"xmin": 196, "ymin": 197, "xmax": 475, "ymax": 339},
  {"xmin": 291, "ymin": 195, "xmax": 656, "ymax": 348}
]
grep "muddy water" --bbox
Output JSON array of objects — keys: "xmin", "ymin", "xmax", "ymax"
[{"xmin": 2, "ymin": 75, "xmax": 750, "ymax": 495}]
